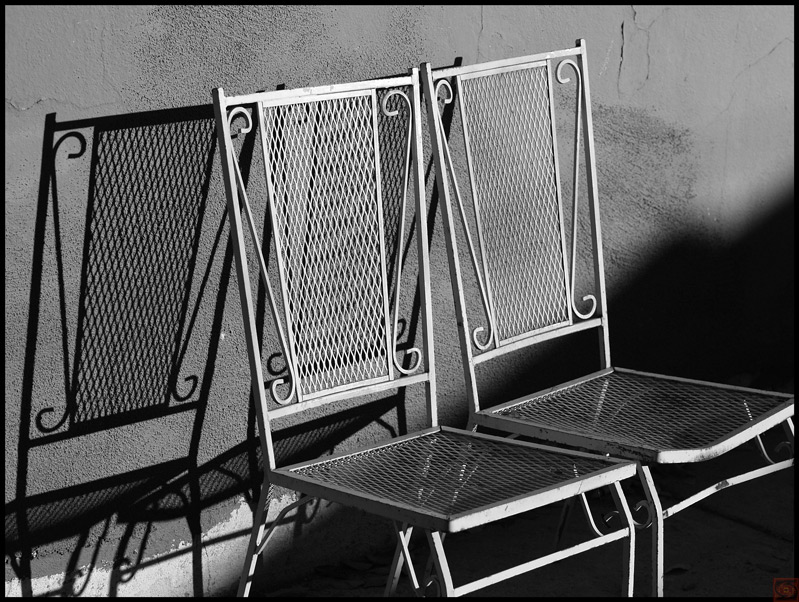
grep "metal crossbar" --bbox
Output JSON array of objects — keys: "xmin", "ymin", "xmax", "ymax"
[
  {"xmin": 214, "ymin": 66, "xmax": 640, "ymax": 598},
  {"xmin": 423, "ymin": 39, "xmax": 795, "ymax": 598}
]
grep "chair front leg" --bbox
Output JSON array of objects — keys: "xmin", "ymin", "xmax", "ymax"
[
  {"xmin": 638, "ymin": 464, "xmax": 664, "ymax": 597},
  {"xmin": 610, "ymin": 481, "xmax": 636, "ymax": 597},
  {"xmin": 385, "ymin": 522, "xmax": 415, "ymax": 596},
  {"xmin": 425, "ymin": 530, "xmax": 454, "ymax": 597}
]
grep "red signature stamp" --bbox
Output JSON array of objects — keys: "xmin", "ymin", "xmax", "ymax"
[{"xmin": 774, "ymin": 578, "xmax": 799, "ymax": 602}]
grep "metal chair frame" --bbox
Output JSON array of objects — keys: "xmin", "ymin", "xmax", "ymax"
[
  {"xmin": 213, "ymin": 67, "xmax": 641, "ymax": 597},
  {"xmin": 422, "ymin": 39, "xmax": 794, "ymax": 597}
]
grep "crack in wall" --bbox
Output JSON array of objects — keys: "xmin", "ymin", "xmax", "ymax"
[
  {"xmin": 718, "ymin": 37, "xmax": 794, "ymax": 118},
  {"xmin": 617, "ymin": 21, "xmax": 625, "ymax": 97},
  {"xmin": 5, "ymin": 97, "xmax": 51, "ymax": 112},
  {"xmin": 5, "ymin": 95, "xmax": 122, "ymax": 113},
  {"xmin": 619, "ymin": 5, "xmax": 670, "ymax": 96},
  {"xmin": 476, "ymin": 5, "xmax": 485, "ymax": 63}
]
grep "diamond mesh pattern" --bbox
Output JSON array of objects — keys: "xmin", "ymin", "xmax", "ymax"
[
  {"xmin": 291, "ymin": 429, "xmax": 614, "ymax": 516},
  {"xmin": 496, "ymin": 371, "xmax": 790, "ymax": 452},
  {"xmin": 262, "ymin": 95, "xmax": 390, "ymax": 396},
  {"xmin": 74, "ymin": 120, "xmax": 214, "ymax": 423},
  {"xmin": 460, "ymin": 66, "xmax": 569, "ymax": 341}
]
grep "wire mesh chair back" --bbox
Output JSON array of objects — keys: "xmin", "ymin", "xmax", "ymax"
[
  {"xmin": 264, "ymin": 95, "xmax": 394, "ymax": 398},
  {"xmin": 458, "ymin": 64, "xmax": 573, "ymax": 343},
  {"xmin": 214, "ymin": 71, "xmax": 433, "ymax": 470},
  {"xmin": 424, "ymin": 44, "xmax": 610, "ymax": 403}
]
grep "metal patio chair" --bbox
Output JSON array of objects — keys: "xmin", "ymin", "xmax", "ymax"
[
  {"xmin": 421, "ymin": 39, "xmax": 795, "ymax": 597},
  {"xmin": 213, "ymin": 68, "xmax": 641, "ymax": 597}
]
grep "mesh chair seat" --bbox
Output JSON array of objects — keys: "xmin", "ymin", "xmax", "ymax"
[
  {"xmin": 481, "ymin": 369, "xmax": 793, "ymax": 463},
  {"xmin": 272, "ymin": 426, "xmax": 636, "ymax": 533}
]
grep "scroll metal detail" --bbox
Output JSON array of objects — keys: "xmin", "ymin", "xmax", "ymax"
[
  {"xmin": 380, "ymin": 90, "xmax": 422, "ymax": 375},
  {"xmin": 434, "ymin": 79, "xmax": 496, "ymax": 351},
  {"xmin": 227, "ymin": 106, "xmax": 298, "ymax": 405},
  {"xmin": 35, "ymin": 131, "xmax": 88, "ymax": 434},
  {"xmin": 556, "ymin": 59, "xmax": 597, "ymax": 321},
  {"xmin": 603, "ymin": 499, "xmax": 654, "ymax": 530},
  {"xmin": 745, "ymin": 402, "xmax": 794, "ymax": 464}
]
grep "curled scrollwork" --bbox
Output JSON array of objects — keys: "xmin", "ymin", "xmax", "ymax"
[
  {"xmin": 434, "ymin": 79, "xmax": 495, "ymax": 351},
  {"xmin": 227, "ymin": 105, "xmax": 298, "ymax": 405},
  {"xmin": 35, "ymin": 401, "xmax": 73, "ymax": 434},
  {"xmin": 603, "ymin": 499, "xmax": 653, "ymax": 530},
  {"xmin": 227, "ymin": 106, "xmax": 254, "ymax": 137},
  {"xmin": 381, "ymin": 89, "xmax": 422, "ymax": 375},
  {"xmin": 35, "ymin": 132, "xmax": 88, "ymax": 434},
  {"xmin": 54, "ymin": 131, "xmax": 88, "ymax": 159},
  {"xmin": 170, "ymin": 373, "xmax": 198, "ymax": 403},
  {"xmin": 556, "ymin": 59, "xmax": 597, "ymax": 321},
  {"xmin": 747, "ymin": 403, "xmax": 794, "ymax": 464}
]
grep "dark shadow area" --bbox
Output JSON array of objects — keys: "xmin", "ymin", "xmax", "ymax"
[
  {"xmin": 476, "ymin": 189, "xmax": 794, "ymax": 408},
  {"xmin": 7, "ymin": 106, "xmax": 226, "ymax": 597},
  {"xmin": 610, "ymin": 189, "xmax": 794, "ymax": 391}
]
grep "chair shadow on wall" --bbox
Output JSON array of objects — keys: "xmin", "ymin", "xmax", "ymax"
[
  {"xmin": 6, "ymin": 64, "xmax": 464, "ymax": 597},
  {"xmin": 6, "ymin": 105, "xmax": 224, "ymax": 597}
]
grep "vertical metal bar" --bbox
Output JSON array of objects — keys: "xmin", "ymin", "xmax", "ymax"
[
  {"xmin": 229, "ymin": 100, "xmax": 296, "ymax": 407},
  {"xmin": 425, "ymin": 530, "xmax": 454, "ymax": 596},
  {"xmin": 577, "ymin": 39, "xmax": 612, "ymax": 367},
  {"xmin": 236, "ymin": 476, "xmax": 270, "ymax": 597},
  {"xmin": 638, "ymin": 464, "xmax": 664, "ymax": 597},
  {"xmin": 547, "ymin": 59, "xmax": 575, "ymax": 326},
  {"xmin": 386, "ymin": 90, "xmax": 413, "ymax": 375},
  {"xmin": 422, "ymin": 532, "xmax": 446, "ymax": 591},
  {"xmin": 212, "ymin": 88, "xmax": 276, "ymax": 469},
  {"xmin": 782, "ymin": 416, "xmax": 794, "ymax": 446},
  {"xmin": 439, "ymin": 77, "xmax": 497, "ymax": 354},
  {"xmin": 371, "ymin": 90, "xmax": 396, "ymax": 382},
  {"xmin": 398, "ymin": 523, "xmax": 423, "ymax": 592},
  {"xmin": 421, "ymin": 63, "xmax": 481, "ymax": 421},
  {"xmin": 409, "ymin": 68, "xmax": 439, "ymax": 427},
  {"xmin": 610, "ymin": 481, "xmax": 636, "ymax": 597},
  {"xmin": 458, "ymin": 75, "xmax": 499, "ymax": 345},
  {"xmin": 262, "ymin": 103, "xmax": 306, "ymax": 405}
]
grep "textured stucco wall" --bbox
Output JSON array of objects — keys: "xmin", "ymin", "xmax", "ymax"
[{"xmin": 5, "ymin": 5, "xmax": 794, "ymax": 596}]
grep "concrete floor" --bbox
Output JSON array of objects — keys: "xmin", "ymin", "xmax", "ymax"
[{"xmin": 250, "ymin": 437, "xmax": 794, "ymax": 597}]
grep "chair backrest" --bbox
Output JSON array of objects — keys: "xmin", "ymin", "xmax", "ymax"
[
  {"xmin": 213, "ymin": 69, "xmax": 435, "ymax": 471},
  {"xmin": 28, "ymin": 110, "xmax": 215, "ymax": 442},
  {"xmin": 422, "ymin": 40, "xmax": 610, "ymax": 416}
]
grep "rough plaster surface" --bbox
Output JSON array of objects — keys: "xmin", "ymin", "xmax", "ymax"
[{"xmin": 5, "ymin": 5, "xmax": 794, "ymax": 596}]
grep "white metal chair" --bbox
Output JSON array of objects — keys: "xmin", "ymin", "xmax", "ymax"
[
  {"xmin": 213, "ymin": 68, "xmax": 641, "ymax": 596},
  {"xmin": 422, "ymin": 39, "xmax": 795, "ymax": 597}
]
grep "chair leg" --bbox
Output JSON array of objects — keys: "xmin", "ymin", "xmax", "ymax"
[
  {"xmin": 238, "ymin": 481, "xmax": 271, "ymax": 597},
  {"xmin": 425, "ymin": 530, "xmax": 454, "ymax": 596},
  {"xmin": 237, "ymin": 490, "xmax": 315, "ymax": 597},
  {"xmin": 385, "ymin": 522, "xmax": 414, "ymax": 596},
  {"xmin": 553, "ymin": 497, "xmax": 575, "ymax": 550},
  {"xmin": 637, "ymin": 465, "xmax": 664, "ymax": 597},
  {"xmin": 610, "ymin": 481, "xmax": 636, "ymax": 597},
  {"xmin": 422, "ymin": 532, "xmax": 446, "ymax": 592}
]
